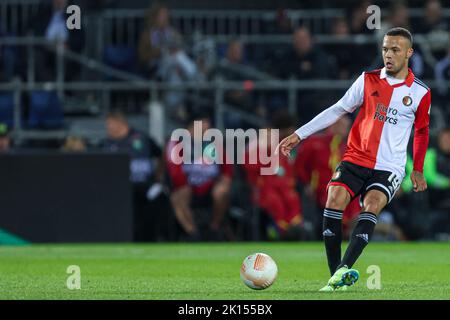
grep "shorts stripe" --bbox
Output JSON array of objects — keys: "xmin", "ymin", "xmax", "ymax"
[
  {"xmin": 366, "ymin": 182, "xmax": 393, "ymax": 202},
  {"xmin": 328, "ymin": 181, "xmax": 355, "ymax": 197}
]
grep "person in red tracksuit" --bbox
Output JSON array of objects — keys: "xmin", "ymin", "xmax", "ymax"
[
  {"xmin": 242, "ymin": 112, "xmax": 303, "ymax": 239},
  {"xmin": 166, "ymin": 116, "xmax": 232, "ymax": 241},
  {"xmin": 296, "ymin": 116, "xmax": 361, "ymax": 238}
]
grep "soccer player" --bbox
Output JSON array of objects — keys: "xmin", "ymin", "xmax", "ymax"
[{"xmin": 277, "ymin": 27, "xmax": 431, "ymax": 291}]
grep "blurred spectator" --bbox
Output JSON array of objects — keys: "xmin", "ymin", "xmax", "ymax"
[
  {"xmin": 214, "ymin": 39, "xmax": 264, "ymax": 128},
  {"xmin": 372, "ymin": 210, "xmax": 407, "ymax": 241},
  {"xmin": 166, "ymin": 114, "xmax": 232, "ymax": 241},
  {"xmin": 138, "ymin": 3, "xmax": 177, "ymax": 77},
  {"xmin": 399, "ymin": 127, "xmax": 450, "ymax": 238},
  {"xmin": 0, "ymin": 123, "xmax": 11, "ymax": 153},
  {"xmin": 327, "ymin": 17, "xmax": 352, "ymax": 79},
  {"xmin": 348, "ymin": 0, "xmax": 375, "ymax": 35},
  {"xmin": 403, "ymin": 127, "xmax": 450, "ymax": 200},
  {"xmin": 280, "ymin": 27, "xmax": 338, "ymax": 121},
  {"xmin": 295, "ymin": 116, "xmax": 361, "ymax": 239},
  {"xmin": 191, "ymin": 32, "xmax": 217, "ymax": 81},
  {"xmin": 242, "ymin": 111, "xmax": 304, "ymax": 240},
  {"xmin": 280, "ymin": 27, "xmax": 338, "ymax": 80},
  {"xmin": 138, "ymin": 4, "xmax": 198, "ymax": 121},
  {"xmin": 434, "ymin": 42, "xmax": 450, "ymax": 119},
  {"xmin": 101, "ymin": 111, "xmax": 165, "ymax": 241},
  {"xmin": 29, "ymin": 0, "xmax": 85, "ymax": 82},
  {"xmin": 414, "ymin": 0, "xmax": 449, "ymax": 60},
  {"xmin": 215, "ymin": 40, "xmax": 252, "ymax": 111},
  {"xmin": 138, "ymin": 3, "xmax": 195, "ymax": 79},
  {"xmin": 61, "ymin": 136, "xmax": 87, "ymax": 152}
]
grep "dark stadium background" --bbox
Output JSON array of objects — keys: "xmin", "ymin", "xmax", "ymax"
[{"xmin": 0, "ymin": 0, "xmax": 449, "ymax": 244}]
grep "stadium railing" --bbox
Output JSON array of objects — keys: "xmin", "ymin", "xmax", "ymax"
[{"xmin": 0, "ymin": 37, "xmax": 446, "ymax": 144}]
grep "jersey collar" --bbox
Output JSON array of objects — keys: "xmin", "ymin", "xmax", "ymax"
[{"xmin": 380, "ymin": 67, "xmax": 415, "ymax": 87}]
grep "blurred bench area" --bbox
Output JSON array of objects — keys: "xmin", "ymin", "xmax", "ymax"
[{"xmin": 0, "ymin": 0, "xmax": 449, "ymax": 243}]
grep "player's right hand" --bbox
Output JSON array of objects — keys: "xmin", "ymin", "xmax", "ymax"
[{"xmin": 275, "ymin": 133, "xmax": 301, "ymax": 158}]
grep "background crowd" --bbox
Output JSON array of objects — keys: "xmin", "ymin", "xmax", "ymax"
[{"xmin": 0, "ymin": 0, "xmax": 449, "ymax": 242}]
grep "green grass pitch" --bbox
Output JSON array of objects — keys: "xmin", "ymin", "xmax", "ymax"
[{"xmin": 0, "ymin": 242, "xmax": 448, "ymax": 299}]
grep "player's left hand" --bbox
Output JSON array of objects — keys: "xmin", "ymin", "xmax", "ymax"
[
  {"xmin": 410, "ymin": 170, "xmax": 427, "ymax": 192},
  {"xmin": 275, "ymin": 133, "xmax": 301, "ymax": 158}
]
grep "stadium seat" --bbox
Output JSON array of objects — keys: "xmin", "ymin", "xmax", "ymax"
[
  {"xmin": 103, "ymin": 45, "xmax": 137, "ymax": 77},
  {"xmin": 0, "ymin": 93, "xmax": 14, "ymax": 127},
  {"xmin": 28, "ymin": 91, "xmax": 64, "ymax": 129}
]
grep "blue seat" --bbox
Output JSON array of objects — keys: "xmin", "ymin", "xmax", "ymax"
[
  {"xmin": 103, "ymin": 45, "xmax": 137, "ymax": 76},
  {"xmin": 0, "ymin": 93, "xmax": 14, "ymax": 127},
  {"xmin": 28, "ymin": 91, "xmax": 64, "ymax": 128}
]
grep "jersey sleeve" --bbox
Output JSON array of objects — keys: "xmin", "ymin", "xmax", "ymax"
[
  {"xmin": 412, "ymin": 90, "xmax": 431, "ymax": 173},
  {"xmin": 295, "ymin": 73, "xmax": 364, "ymax": 139}
]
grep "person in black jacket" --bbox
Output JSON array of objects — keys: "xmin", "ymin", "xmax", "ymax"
[{"xmin": 101, "ymin": 111, "xmax": 169, "ymax": 241}]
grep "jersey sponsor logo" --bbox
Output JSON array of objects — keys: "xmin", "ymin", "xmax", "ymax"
[
  {"xmin": 402, "ymin": 95, "xmax": 413, "ymax": 106},
  {"xmin": 373, "ymin": 103, "xmax": 398, "ymax": 125}
]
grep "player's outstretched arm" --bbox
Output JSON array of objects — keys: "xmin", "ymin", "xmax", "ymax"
[{"xmin": 276, "ymin": 133, "xmax": 301, "ymax": 157}]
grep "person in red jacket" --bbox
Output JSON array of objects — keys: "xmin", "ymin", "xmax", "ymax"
[
  {"xmin": 296, "ymin": 116, "xmax": 361, "ymax": 238},
  {"xmin": 242, "ymin": 111, "xmax": 303, "ymax": 240},
  {"xmin": 166, "ymin": 114, "xmax": 232, "ymax": 241}
]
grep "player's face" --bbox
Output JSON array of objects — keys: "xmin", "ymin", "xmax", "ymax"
[{"xmin": 382, "ymin": 36, "xmax": 413, "ymax": 75}]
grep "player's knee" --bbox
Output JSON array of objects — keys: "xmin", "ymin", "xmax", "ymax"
[
  {"xmin": 363, "ymin": 197, "xmax": 384, "ymax": 214},
  {"xmin": 326, "ymin": 190, "xmax": 348, "ymax": 210}
]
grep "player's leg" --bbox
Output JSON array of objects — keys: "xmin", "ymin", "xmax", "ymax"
[
  {"xmin": 339, "ymin": 189, "xmax": 387, "ymax": 269},
  {"xmin": 323, "ymin": 185, "xmax": 352, "ymax": 276},
  {"xmin": 338, "ymin": 169, "xmax": 400, "ymax": 271},
  {"xmin": 170, "ymin": 186, "xmax": 198, "ymax": 238},
  {"xmin": 323, "ymin": 161, "xmax": 365, "ymax": 276},
  {"xmin": 210, "ymin": 177, "xmax": 232, "ymax": 231},
  {"xmin": 327, "ymin": 190, "xmax": 389, "ymax": 289},
  {"xmin": 321, "ymin": 162, "xmax": 369, "ymax": 290}
]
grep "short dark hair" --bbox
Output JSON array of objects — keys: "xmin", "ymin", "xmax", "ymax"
[{"xmin": 385, "ymin": 27, "xmax": 413, "ymax": 46}]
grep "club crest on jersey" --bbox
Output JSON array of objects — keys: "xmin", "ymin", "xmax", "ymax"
[
  {"xmin": 332, "ymin": 170, "xmax": 341, "ymax": 180},
  {"xmin": 402, "ymin": 96, "xmax": 412, "ymax": 106}
]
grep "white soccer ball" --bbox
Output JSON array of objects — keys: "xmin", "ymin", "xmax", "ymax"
[{"xmin": 240, "ymin": 253, "xmax": 278, "ymax": 290}]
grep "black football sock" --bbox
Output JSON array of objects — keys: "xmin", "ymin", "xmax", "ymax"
[
  {"xmin": 339, "ymin": 212, "xmax": 377, "ymax": 269},
  {"xmin": 323, "ymin": 208, "xmax": 343, "ymax": 276}
]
